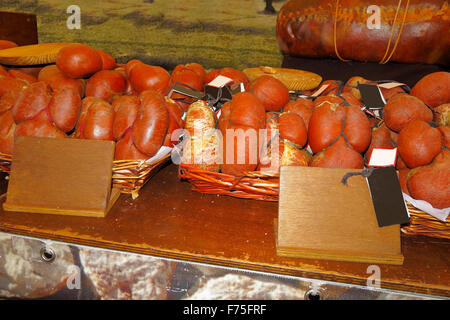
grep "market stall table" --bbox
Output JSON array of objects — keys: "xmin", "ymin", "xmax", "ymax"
[{"xmin": 0, "ymin": 163, "xmax": 448, "ymax": 298}]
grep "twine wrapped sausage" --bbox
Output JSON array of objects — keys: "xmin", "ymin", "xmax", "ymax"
[{"xmin": 276, "ymin": 0, "xmax": 449, "ymax": 65}]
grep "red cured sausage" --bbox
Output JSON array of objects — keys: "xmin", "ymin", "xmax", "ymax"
[
  {"xmin": 132, "ymin": 90, "xmax": 169, "ymax": 157},
  {"xmin": 75, "ymin": 97, "xmax": 98, "ymax": 138},
  {"xmin": 406, "ymin": 150, "xmax": 450, "ymax": 209},
  {"xmin": 248, "ymin": 75, "xmax": 289, "ymax": 112},
  {"xmin": 114, "ymin": 67, "xmax": 138, "ymax": 97},
  {"xmin": 112, "ymin": 95, "xmax": 140, "ymax": 141},
  {"xmin": 278, "ymin": 112, "xmax": 307, "ymax": 148},
  {"xmin": 85, "ymin": 70, "xmax": 126, "ymax": 103},
  {"xmin": 15, "ymin": 110, "xmax": 67, "ymax": 139},
  {"xmin": 115, "ymin": 129, "xmax": 149, "ymax": 161},
  {"xmin": 8, "ymin": 69, "xmax": 37, "ymax": 85},
  {"xmin": 308, "ymin": 102, "xmax": 371, "ymax": 153},
  {"xmin": 96, "ymin": 49, "xmax": 116, "ymax": 71},
  {"xmin": 284, "ymin": 98, "xmax": 314, "ymax": 129},
  {"xmin": 308, "ymin": 103, "xmax": 344, "ymax": 153},
  {"xmin": 410, "ymin": 72, "xmax": 450, "ymax": 108},
  {"xmin": 276, "ymin": 0, "xmax": 449, "ymax": 65},
  {"xmin": 229, "ymin": 92, "xmax": 266, "ymax": 130},
  {"xmin": 48, "ymin": 87, "xmax": 82, "ymax": 132},
  {"xmin": 383, "ymin": 93, "xmax": 433, "ymax": 132},
  {"xmin": 12, "ymin": 81, "xmax": 52, "ymax": 124},
  {"xmin": 0, "ymin": 110, "xmax": 16, "ymax": 154},
  {"xmin": 171, "ymin": 65, "xmax": 203, "ymax": 91},
  {"xmin": 185, "ymin": 63, "xmax": 207, "ymax": 84},
  {"xmin": 163, "ymin": 98, "xmax": 184, "ymax": 147},
  {"xmin": 82, "ymin": 99, "xmax": 115, "ymax": 141},
  {"xmin": 128, "ymin": 62, "xmax": 171, "ymax": 94},
  {"xmin": 38, "ymin": 65, "xmax": 85, "ymax": 97},
  {"xmin": 397, "ymin": 120, "xmax": 442, "ymax": 168},
  {"xmin": 0, "ymin": 77, "xmax": 27, "ymax": 97},
  {"xmin": 56, "ymin": 44, "xmax": 103, "ymax": 79},
  {"xmin": 0, "ymin": 85, "xmax": 25, "ymax": 114},
  {"xmin": 310, "ymin": 137, "xmax": 365, "ymax": 169}
]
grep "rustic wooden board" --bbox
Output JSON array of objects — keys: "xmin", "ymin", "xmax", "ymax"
[
  {"xmin": 277, "ymin": 166, "xmax": 403, "ymax": 265},
  {"xmin": 0, "ymin": 42, "xmax": 79, "ymax": 65},
  {"xmin": 0, "ymin": 11, "xmax": 38, "ymax": 47},
  {"xmin": 3, "ymin": 136, "xmax": 116, "ymax": 217},
  {"xmin": 0, "ymin": 165, "xmax": 448, "ymax": 297}
]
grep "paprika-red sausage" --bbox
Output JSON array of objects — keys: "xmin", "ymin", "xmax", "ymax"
[
  {"xmin": 82, "ymin": 99, "xmax": 115, "ymax": 141},
  {"xmin": 12, "ymin": 81, "xmax": 52, "ymax": 124},
  {"xmin": 112, "ymin": 95, "xmax": 140, "ymax": 141},
  {"xmin": 48, "ymin": 87, "xmax": 82, "ymax": 133},
  {"xmin": 132, "ymin": 90, "xmax": 169, "ymax": 157},
  {"xmin": 276, "ymin": 0, "xmax": 449, "ymax": 65}
]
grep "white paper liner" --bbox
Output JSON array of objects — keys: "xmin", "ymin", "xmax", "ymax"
[
  {"xmin": 114, "ymin": 146, "xmax": 173, "ymax": 176},
  {"xmin": 402, "ymin": 193, "xmax": 450, "ymax": 222},
  {"xmin": 144, "ymin": 146, "xmax": 172, "ymax": 164}
]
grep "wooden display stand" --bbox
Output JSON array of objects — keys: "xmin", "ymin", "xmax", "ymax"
[
  {"xmin": 276, "ymin": 166, "xmax": 404, "ymax": 265},
  {"xmin": 3, "ymin": 136, "xmax": 120, "ymax": 218}
]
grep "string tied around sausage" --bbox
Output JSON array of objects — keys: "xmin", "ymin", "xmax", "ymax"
[{"xmin": 333, "ymin": 0, "xmax": 410, "ymax": 64}]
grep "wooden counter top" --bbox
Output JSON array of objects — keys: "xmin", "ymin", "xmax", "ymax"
[{"xmin": 0, "ymin": 164, "xmax": 448, "ymax": 297}]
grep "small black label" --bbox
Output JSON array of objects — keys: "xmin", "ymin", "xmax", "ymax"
[
  {"xmin": 358, "ymin": 84, "xmax": 386, "ymax": 110},
  {"xmin": 366, "ymin": 166, "xmax": 410, "ymax": 227}
]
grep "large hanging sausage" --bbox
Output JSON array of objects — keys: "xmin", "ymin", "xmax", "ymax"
[{"xmin": 276, "ymin": 0, "xmax": 449, "ymax": 65}]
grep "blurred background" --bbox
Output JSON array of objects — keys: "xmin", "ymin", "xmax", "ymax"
[{"xmin": 0, "ymin": 0, "xmax": 287, "ymax": 70}]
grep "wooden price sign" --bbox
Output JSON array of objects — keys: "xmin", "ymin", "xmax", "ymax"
[
  {"xmin": 276, "ymin": 166, "xmax": 404, "ymax": 265},
  {"xmin": 3, "ymin": 136, "xmax": 120, "ymax": 218}
]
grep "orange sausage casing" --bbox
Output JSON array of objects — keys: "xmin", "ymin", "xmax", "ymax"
[
  {"xmin": 75, "ymin": 97, "xmax": 114, "ymax": 141},
  {"xmin": 12, "ymin": 82, "xmax": 52, "ymax": 124},
  {"xmin": 112, "ymin": 95, "xmax": 140, "ymax": 141},
  {"xmin": 48, "ymin": 87, "xmax": 82, "ymax": 132},
  {"xmin": 276, "ymin": 0, "xmax": 449, "ymax": 65},
  {"xmin": 132, "ymin": 90, "xmax": 169, "ymax": 157}
]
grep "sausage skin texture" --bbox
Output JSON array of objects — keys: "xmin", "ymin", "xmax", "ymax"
[
  {"xmin": 82, "ymin": 99, "xmax": 115, "ymax": 141},
  {"xmin": 48, "ymin": 87, "xmax": 82, "ymax": 133},
  {"xmin": 115, "ymin": 129, "xmax": 149, "ymax": 161},
  {"xmin": 276, "ymin": 0, "xmax": 449, "ymax": 65},
  {"xmin": 12, "ymin": 81, "xmax": 52, "ymax": 124},
  {"xmin": 15, "ymin": 110, "xmax": 67, "ymax": 139},
  {"xmin": 112, "ymin": 95, "xmax": 140, "ymax": 141},
  {"xmin": 0, "ymin": 111, "xmax": 16, "ymax": 154},
  {"xmin": 132, "ymin": 90, "xmax": 169, "ymax": 157}
]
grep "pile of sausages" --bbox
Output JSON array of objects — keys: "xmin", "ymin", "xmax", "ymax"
[
  {"xmin": 182, "ymin": 69, "xmax": 450, "ymax": 209},
  {"xmin": 0, "ymin": 44, "xmax": 207, "ymax": 160},
  {"xmin": 0, "ymin": 41, "xmax": 448, "ymax": 208}
]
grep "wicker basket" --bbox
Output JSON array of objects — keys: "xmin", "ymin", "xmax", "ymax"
[
  {"xmin": 402, "ymin": 205, "xmax": 450, "ymax": 240},
  {"xmin": 0, "ymin": 152, "xmax": 170, "ymax": 198},
  {"xmin": 178, "ymin": 164, "xmax": 449, "ymax": 240},
  {"xmin": 178, "ymin": 164, "xmax": 279, "ymax": 201}
]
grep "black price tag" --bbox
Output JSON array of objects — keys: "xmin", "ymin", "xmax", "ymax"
[
  {"xmin": 358, "ymin": 83, "xmax": 386, "ymax": 110},
  {"xmin": 366, "ymin": 166, "xmax": 410, "ymax": 227}
]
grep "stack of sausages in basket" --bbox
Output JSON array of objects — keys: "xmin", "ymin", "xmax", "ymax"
[{"xmin": 177, "ymin": 66, "xmax": 449, "ymax": 240}]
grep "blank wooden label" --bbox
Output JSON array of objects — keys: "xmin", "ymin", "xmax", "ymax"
[
  {"xmin": 3, "ymin": 136, "xmax": 118, "ymax": 217},
  {"xmin": 277, "ymin": 166, "xmax": 403, "ymax": 265}
]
